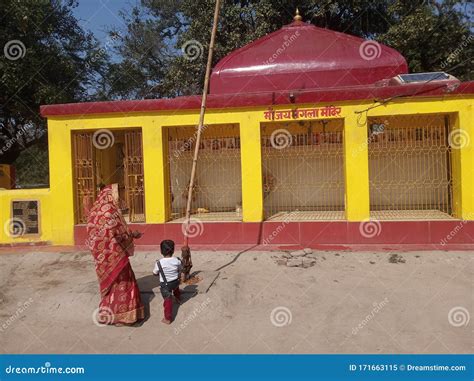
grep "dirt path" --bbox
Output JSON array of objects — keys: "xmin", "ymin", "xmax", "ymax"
[{"xmin": 0, "ymin": 249, "xmax": 472, "ymax": 353}]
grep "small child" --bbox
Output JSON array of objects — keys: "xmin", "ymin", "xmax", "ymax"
[{"xmin": 153, "ymin": 239, "xmax": 182, "ymax": 324}]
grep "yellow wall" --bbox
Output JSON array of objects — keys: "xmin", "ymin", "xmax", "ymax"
[
  {"xmin": 451, "ymin": 106, "xmax": 474, "ymax": 219},
  {"xmin": 0, "ymin": 189, "xmax": 52, "ymax": 244},
  {"xmin": 0, "ymin": 95, "xmax": 472, "ymax": 245},
  {"xmin": 239, "ymin": 114, "xmax": 264, "ymax": 222},
  {"xmin": 344, "ymin": 113, "xmax": 370, "ymax": 220}
]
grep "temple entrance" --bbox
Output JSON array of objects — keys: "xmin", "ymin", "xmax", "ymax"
[
  {"xmin": 261, "ymin": 119, "xmax": 345, "ymax": 221},
  {"xmin": 72, "ymin": 129, "xmax": 145, "ymax": 224},
  {"xmin": 368, "ymin": 114, "xmax": 453, "ymax": 220},
  {"xmin": 166, "ymin": 124, "xmax": 242, "ymax": 222}
]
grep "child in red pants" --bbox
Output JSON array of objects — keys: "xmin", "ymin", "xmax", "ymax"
[{"xmin": 153, "ymin": 240, "xmax": 182, "ymax": 324}]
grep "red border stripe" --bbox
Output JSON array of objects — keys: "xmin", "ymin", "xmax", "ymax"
[{"xmin": 40, "ymin": 82, "xmax": 474, "ymax": 117}]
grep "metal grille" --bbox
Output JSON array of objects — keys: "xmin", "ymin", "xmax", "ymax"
[
  {"xmin": 368, "ymin": 114, "xmax": 453, "ymax": 218},
  {"xmin": 72, "ymin": 129, "xmax": 145, "ymax": 224},
  {"xmin": 72, "ymin": 133, "xmax": 96, "ymax": 224},
  {"xmin": 124, "ymin": 130, "xmax": 145, "ymax": 222},
  {"xmin": 261, "ymin": 119, "xmax": 345, "ymax": 220},
  {"xmin": 167, "ymin": 124, "xmax": 242, "ymax": 221}
]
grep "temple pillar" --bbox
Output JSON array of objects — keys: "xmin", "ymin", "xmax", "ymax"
[
  {"xmin": 451, "ymin": 106, "xmax": 474, "ymax": 220},
  {"xmin": 239, "ymin": 115, "xmax": 264, "ymax": 222},
  {"xmin": 142, "ymin": 121, "xmax": 170, "ymax": 223},
  {"xmin": 343, "ymin": 113, "xmax": 370, "ymax": 221}
]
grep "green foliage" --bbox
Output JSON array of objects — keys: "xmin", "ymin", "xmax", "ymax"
[
  {"xmin": 107, "ymin": 0, "xmax": 473, "ymax": 99},
  {"xmin": 1, "ymin": 0, "xmax": 471, "ymax": 187},
  {"xmin": 379, "ymin": 0, "xmax": 473, "ymax": 79},
  {"xmin": 0, "ymin": 0, "xmax": 107, "ymax": 167},
  {"xmin": 13, "ymin": 138, "xmax": 49, "ymax": 187}
]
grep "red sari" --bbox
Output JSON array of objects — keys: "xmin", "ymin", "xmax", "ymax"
[{"xmin": 86, "ymin": 185, "xmax": 144, "ymax": 325}]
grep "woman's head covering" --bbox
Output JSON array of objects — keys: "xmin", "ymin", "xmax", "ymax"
[{"xmin": 92, "ymin": 184, "xmax": 117, "ymax": 210}]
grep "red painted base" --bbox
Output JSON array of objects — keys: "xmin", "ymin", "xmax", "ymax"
[{"xmin": 74, "ymin": 221, "xmax": 474, "ymax": 250}]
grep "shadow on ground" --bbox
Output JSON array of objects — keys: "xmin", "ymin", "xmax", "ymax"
[{"xmin": 136, "ymin": 274, "xmax": 198, "ymax": 324}]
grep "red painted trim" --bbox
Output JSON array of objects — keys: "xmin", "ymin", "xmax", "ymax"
[
  {"xmin": 40, "ymin": 82, "xmax": 474, "ymax": 117},
  {"xmin": 73, "ymin": 221, "xmax": 474, "ymax": 249}
]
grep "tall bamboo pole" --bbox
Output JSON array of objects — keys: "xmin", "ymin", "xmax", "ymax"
[{"xmin": 181, "ymin": 0, "xmax": 221, "ymax": 281}]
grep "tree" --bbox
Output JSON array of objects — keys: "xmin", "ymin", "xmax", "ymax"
[
  {"xmin": 108, "ymin": 0, "xmax": 472, "ymax": 99},
  {"xmin": 0, "ymin": 0, "xmax": 107, "ymax": 179},
  {"xmin": 379, "ymin": 0, "xmax": 473, "ymax": 79}
]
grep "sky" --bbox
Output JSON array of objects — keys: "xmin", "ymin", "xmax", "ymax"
[
  {"xmin": 71, "ymin": 0, "xmax": 134, "ymax": 45},
  {"xmin": 71, "ymin": 0, "xmax": 474, "ymax": 57}
]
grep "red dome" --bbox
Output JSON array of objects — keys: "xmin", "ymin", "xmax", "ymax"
[{"xmin": 210, "ymin": 15, "xmax": 408, "ymax": 94}]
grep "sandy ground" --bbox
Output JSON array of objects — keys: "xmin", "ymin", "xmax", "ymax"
[{"xmin": 0, "ymin": 249, "xmax": 472, "ymax": 354}]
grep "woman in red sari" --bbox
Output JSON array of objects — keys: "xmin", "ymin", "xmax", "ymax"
[{"xmin": 87, "ymin": 184, "xmax": 145, "ymax": 325}]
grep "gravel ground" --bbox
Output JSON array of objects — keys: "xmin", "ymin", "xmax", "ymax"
[{"xmin": 0, "ymin": 249, "xmax": 472, "ymax": 354}]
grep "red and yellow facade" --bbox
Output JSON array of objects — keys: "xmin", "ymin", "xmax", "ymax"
[
  {"xmin": 1, "ymin": 84, "xmax": 473, "ymax": 248},
  {"xmin": 1, "ymin": 15, "xmax": 473, "ymax": 249}
]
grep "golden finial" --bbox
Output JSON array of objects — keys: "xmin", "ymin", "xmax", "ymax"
[{"xmin": 294, "ymin": 8, "xmax": 303, "ymax": 22}]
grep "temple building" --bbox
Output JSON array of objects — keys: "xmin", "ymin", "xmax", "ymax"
[{"xmin": 1, "ymin": 12, "xmax": 473, "ymax": 248}]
